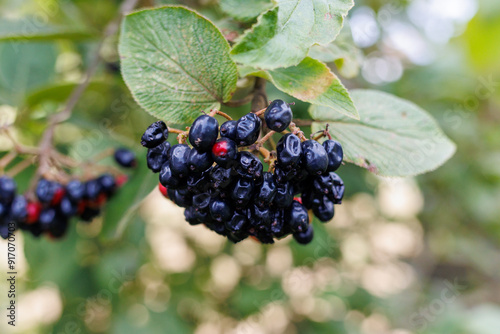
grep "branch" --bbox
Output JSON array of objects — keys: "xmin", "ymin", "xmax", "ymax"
[
  {"xmin": 36, "ymin": 0, "xmax": 140, "ymax": 178},
  {"xmin": 251, "ymin": 77, "xmax": 268, "ymax": 113}
]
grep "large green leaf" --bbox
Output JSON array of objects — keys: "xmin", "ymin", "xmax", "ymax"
[
  {"xmin": 119, "ymin": 6, "xmax": 238, "ymax": 124},
  {"xmin": 231, "ymin": 0, "xmax": 354, "ymax": 70},
  {"xmin": 220, "ymin": 0, "xmax": 273, "ymax": 22},
  {"xmin": 250, "ymin": 57, "xmax": 359, "ymax": 119},
  {"xmin": 310, "ymin": 89, "xmax": 456, "ymax": 176}
]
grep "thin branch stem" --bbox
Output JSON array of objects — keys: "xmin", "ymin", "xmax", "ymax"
[{"xmin": 35, "ymin": 0, "xmax": 140, "ymax": 181}]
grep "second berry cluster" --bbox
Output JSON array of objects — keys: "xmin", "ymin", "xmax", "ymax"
[{"xmin": 142, "ymin": 100, "xmax": 345, "ymax": 245}]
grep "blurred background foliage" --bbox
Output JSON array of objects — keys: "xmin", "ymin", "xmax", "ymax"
[{"xmin": 0, "ymin": 0, "xmax": 499, "ymax": 333}]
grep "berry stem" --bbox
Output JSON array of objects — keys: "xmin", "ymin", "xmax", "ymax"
[
  {"xmin": 168, "ymin": 127, "xmax": 186, "ymax": 134},
  {"xmin": 254, "ymin": 107, "xmax": 266, "ymax": 116},
  {"xmin": 7, "ymin": 157, "xmax": 36, "ymax": 177},
  {"xmin": 292, "ymin": 119, "xmax": 313, "ymax": 126},
  {"xmin": 256, "ymin": 130, "xmax": 276, "ymax": 147},
  {"xmin": 289, "ymin": 122, "xmax": 308, "ymax": 142},
  {"xmin": 0, "ymin": 151, "xmax": 17, "ymax": 171},
  {"xmin": 209, "ymin": 110, "xmax": 233, "ymax": 121}
]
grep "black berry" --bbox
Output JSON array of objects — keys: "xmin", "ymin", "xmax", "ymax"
[
  {"xmin": 264, "ymin": 99, "xmax": 292, "ymax": 132},
  {"xmin": 141, "ymin": 121, "xmax": 168, "ymax": 148}
]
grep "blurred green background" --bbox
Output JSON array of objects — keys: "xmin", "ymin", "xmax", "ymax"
[{"xmin": 0, "ymin": 0, "xmax": 499, "ymax": 333}]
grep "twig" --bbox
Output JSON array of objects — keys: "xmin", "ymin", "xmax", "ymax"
[
  {"xmin": 35, "ymin": 0, "xmax": 140, "ymax": 182},
  {"xmin": 293, "ymin": 119, "xmax": 313, "ymax": 126}
]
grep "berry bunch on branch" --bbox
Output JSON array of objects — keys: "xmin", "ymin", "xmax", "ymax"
[{"xmin": 142, "ymin": 98, "xmax": 345, "ymax": 245}]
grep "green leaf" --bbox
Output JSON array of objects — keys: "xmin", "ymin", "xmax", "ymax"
[
  {"xmin": 308, "ymin": 23, "xmax": 363, "ymax": 78},
  {"xmin": 310, "ymin": 89, "xmax": 456, "ymax": 177},
  {"xmin": 0, "ymin": 42, "xmax": 57, "ymax": 106},
  {"xmin": 250, "ymin": 57, "xmax": 359, "ymax": 119},
  {"xmin": 220, "ymin": 0, "xmax": 273, "ymax": 22},
  {"xmin": 231, "ymin": 0, "xmax": 354, "ymax": 70},
  {"xmin": 119, "ymin": 6, "xmax": 238, "ymax": 124},
  {"xmin": 0, "ymin": 19, "xmax": 94, "ymax": 41}
]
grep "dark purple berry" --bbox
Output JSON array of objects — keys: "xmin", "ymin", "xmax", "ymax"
[
  {"xmin": 114, "ymin": 148, "xmax": 137, "ymax": 168},
  {"xmin": 141, "ymin": 121, "xmax": 168, "ymax": 148},
  {"xmin": 264, "ymin": 99, "xmax": 292, "ymax": 132},
  {"xmin": 226, "ymin": 212, "xmax": 247, "ymax": 232},
  {"xmin": 147, "ymin": 142, "xmax": 171, "ymax": 173},
  {"xmin": 10, "ymin": 195, "xmax": 27, "ymax": 222},
  {"xmin": 323, "ymin": 140, "xmax": 343, "ymax": 172},
  {"xmin": 293, "ymin": 224, "xmax": 314, "ymax": 244},
  {"xmin": 84, "ymin": 179, "xmax": 102, "ymax": 200},
  {"xmin": 192, "ymin": 193, "xmax": 211, "ymax": 211},
  {"xmin": 66, "ymin": 180, "xmax": 85, "ymax": 202},
  {"xmin": 235, "ymin": 113, "xmax": 261, "ymax": 146},
  {"xmin": 159, "ymin": 163, "xmax": 182, "ymax": 188},
  {"xmin": 209, "ymin": 165, "xmax": 233, "ymax": 189},
  {"xmin": 254, "ymin": 172, "xmax": 277, "ymax": 207},
  {"xmin": 98, "ymin": 174, "xmax": 116, "ymax": 196},
  {"xmin": 188, "ymin": 115, "xmax": 219, "ymax": 152},
  {"xmin": 301, "ymin": 140, "xmax": 328, "ymax": 175},
  {"xmin": 274, "ymin": 182, "xmax": 294, "ymax": 208},
  {"xmin": 286, "ymin": 200, "xmax": 309, "ymax": 233},
  {"xmin": 168, "ymin": 144, "xmax": 191, "ymax": 177},
  {"xmin": 60, "ymin": 197, "xmax": 77, "ymax": 217},
  {"xmin": 184, "ymin": 206, "xmax": 202, "ymax": 225},
  {"xmin": 188, "ymin": 148, "xmax": 213, "ymax": 173},
  {"xmin": 313, "ymin": 196, "xmax": 335, "ymax": 222},
  {"xmin": 276, "ymin": 133, "xmax": 302, "ymax": 168},
  {"xmin": 220, "ymin": 120, "xmax": 237, "ymax": 140},
  {"xmin": 235, "ymin": 151, "xmax": 263, "ymax": 179},
  {"xmin": 39, "ymin": 208, "xmax": 56, "ymax": 230},
  {"xmin": 230, "ymin": 178, "xmax": 254, "ymax": 208},
  {"xmin": 328, "ymin": 172, "xmax": 344, "ymax": 204},
  {"xmin": 0, "ymin": 176, "xmax": 16, "ymax": 203},
  {"xmin": 209, "ymin": 198, "xmax": 232, "ymax": 223}
]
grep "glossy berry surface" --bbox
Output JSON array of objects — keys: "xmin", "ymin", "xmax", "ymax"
[
  {"xmin": 264, "ymin": 99, "xmax": 292, "ymax": 132},
  {"xmin": 139, "ymin": 100, "xmax": 347, "ymax": 246},
  {"xmin": 293, "ymin": 224, "xmax": 314, "ymax": 245},
  {"xmin": 141, "ymin": 121, "xmax": 168, "ymax": 148},
  {"xmin": 276, "ymin": 133, "xmax": 302, "ymax": 168},
  {"xmin": 147, "ymin": 141, "xmax": 171, "ymax": 173},
  {"xmin": 212, "ymin": 138, "xmax": 238, "ymax": 168},
  {"xmin": 114, "ymin": 148, "xmax": 137, "ymax": 168},
  {"xmin": 188, "ymin": 148, "xmax": 213, "ymax": 173},
  {"xmin": 323, "ymin": 140, "xmax": 343, "ymax": 172},
  {"xmin": 169, "ymin": 144, "xmax": 191, "ymax": 177},
  {"xmin": 235, "ymin": 113, "xmax": 261, "ymax": 146},
  {"xmin": 220, "ymin": 120, "xmax": 237, "ymax": 140},
  {"xmin": 189, "ymin": 115, "xmax": 219, "ymax": 152},
  {"xmin": 0, "ymin": 176, "xmax": 16, "ymax": 203},
  {"xmin": 301, "ymin": 140, "xmax": 329, "ymax": 175},
  {"xmin": 235, "ymin": 151, "xmax": 263, "ymax": 179}
]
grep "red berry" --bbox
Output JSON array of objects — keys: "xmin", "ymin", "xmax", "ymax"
[
  {"xmin": 51, "ymin": 187, "xmax": 65, "ymax": 206},
  {"xmin": 116, "ymin": 174, "xmax": 128, "ymax": 187},
  {"xmin": 26, "ymin": 202, "xmax": 42, "ymax": 224},
  {"xmin": 158, "ymin": 183, "xmax": 168, "ymax": 198},
  {"xmin": 211, "ymin": 138, "xmax": 238, "ymax": 168}
]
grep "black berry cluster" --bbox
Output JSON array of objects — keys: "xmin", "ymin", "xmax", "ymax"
[
  {"xmin": 142, "ymin": 100, "xmax": 345, "ymax": 245},
  {"xmin": 0, "ymin": 148, "xmax": 137, "ymax": 240}
]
